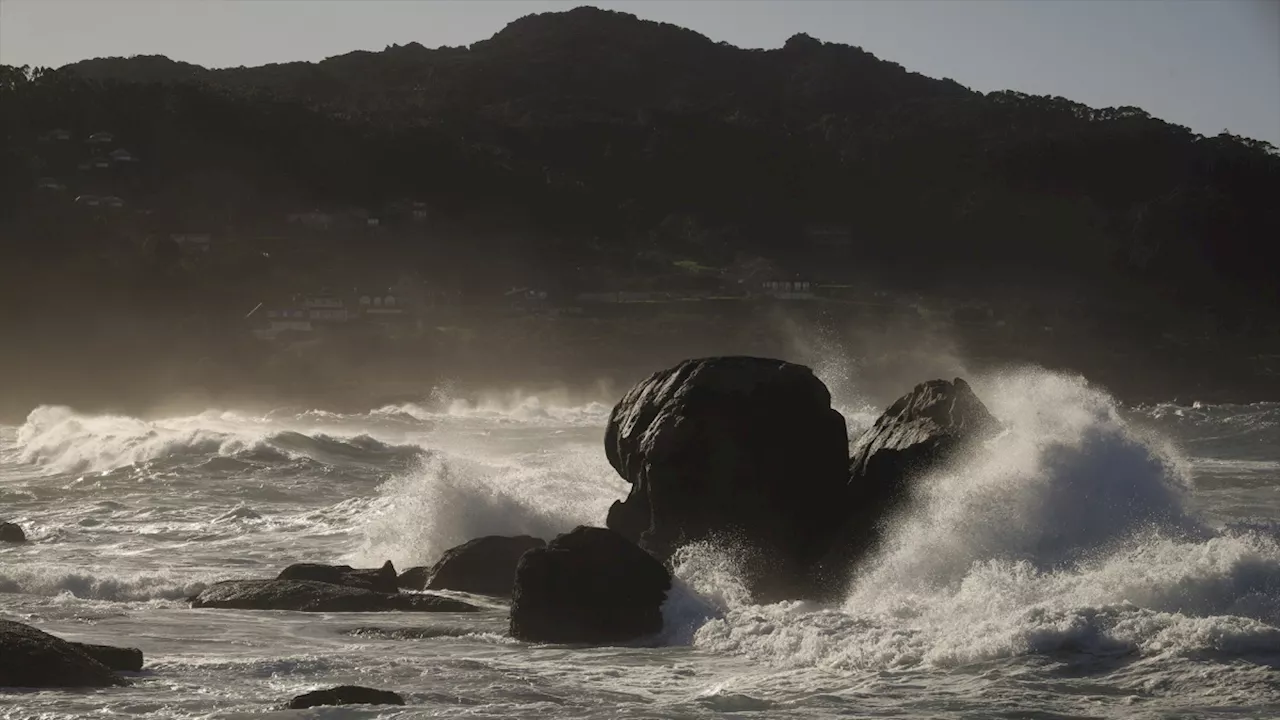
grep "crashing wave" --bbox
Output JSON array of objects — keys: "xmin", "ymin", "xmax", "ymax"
[
  {"xmin": 13, "ymin": 405, "xmax": 423, "ymax": 475},
  {"xmin": 682, "ymin": 369, "xmax": 1280, "ymax": 670}
]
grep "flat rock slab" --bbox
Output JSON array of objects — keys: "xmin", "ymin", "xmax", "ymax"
[
  {"xmin": 70, "ymin": 642, "xmax": 144, "ymax": 672},
  {"xmin": 0, "ymin": 620, "xmax": 127, "ymax": 688},
  {"xmin": 288, "ymin": 685, "xmax": 405, "ymax": 709},
  {"xmin": 277, "ymin": 560, "xmax": 398, "ymax": 594},
  {"xmin": 190, "ymin": 579, "xmax": 479, "ymax": 612}
]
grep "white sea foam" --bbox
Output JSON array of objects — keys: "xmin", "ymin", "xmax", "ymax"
[
  {"xmin": 13, "ymin": 405, "xmax": 422, "ymax": 475},
  {"xmin": 690, "ymin": 370, "xmax": 1280, "ymax": 673},
  {"xmin": 1, "ymin": 373, "xmax": 1277, "ymax": 719},
  {"xmin": 345, "ymin": 443, "xmax": 625, "ymax": 569}
]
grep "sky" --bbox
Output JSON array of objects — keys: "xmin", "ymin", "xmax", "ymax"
[{"xmin": 1, "ymin": 0, "xmax": 1277, "ymax": 144}]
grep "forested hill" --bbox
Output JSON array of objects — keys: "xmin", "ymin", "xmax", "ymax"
[{"xmin": 3, "ymin": 6, "xmax": 1278, "ymax": 326}]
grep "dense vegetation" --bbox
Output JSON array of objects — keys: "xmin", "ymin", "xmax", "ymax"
[{"xmin": 0, "ymin": 6, "xmax": 1276, "ymax": 414}]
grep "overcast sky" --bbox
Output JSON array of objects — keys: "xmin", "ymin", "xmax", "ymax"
[{"xmin": 2, "ymin": 0, "xmax": 1277, "ymax": 144}]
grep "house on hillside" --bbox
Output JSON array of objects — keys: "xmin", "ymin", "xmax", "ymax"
[
  {"xmin": 358, "ymin": 289, "xmax": 418, "ymax": 335},
  {"xmin": 252, "ymin": 307, "xmax": 312, "ymax": 340},
  {"xmin": 74, "ymin": 194, "xmax": 101, "ymax": 207},
  {"xmin": 358, "ymin": 291, "xmax": 403, "ymax": 314},
  {"xmin": 760, "ymin": 279, "xmax": 815, "ymax": 300},
  {"xmin": 87, "ymin": 131, "xmax": 114, "ymax": 145},
  {"xmin": 303, "ymin": 292, "xmax": 349, "ymax": 322}
]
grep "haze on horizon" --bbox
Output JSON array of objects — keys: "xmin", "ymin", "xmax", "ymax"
[{"xmin": 1, "ymin": 0, "xmax": 1277, "ymax": 146}]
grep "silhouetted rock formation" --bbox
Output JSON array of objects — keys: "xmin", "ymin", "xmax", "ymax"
[
  {"xmin": 848, "ymin": 378, "xmax": 998, "ymax": 482},
  {"xmin": 396, "ymin": 566, "xmax": 431, "ymax": 590},
  {"xmin": 0, "ymin": 522, "xmax": 26, "ymax": 543},
  {"xmin": 287, "ymin": 685, "xmax": 405, "ymax": 709},
  {"xmin": 190, "ymin": 579, "xmax": 478, "ymax": 612},
  {"xmin": 510, "ymin": 526, "xmax": 670, "ymax": 644},
  {"xmin": 69, "ymin": 642, "xmax": 144, "ymax": 673},
  {"xmin": 401, "ymin": 535, "xmax": 546, "ymax": 595},
  {"xmin": 277, "ymin": 560, "xmax": 398, "ymax": 594},
  {"xmin": 815, "ymin": 378, "xmax": 999, "ymax": 595},
  {"xmin": 605, "ymin": 356, "xmax": 848, "ymax": 599},
  {"xmin": 0, "ymin": 620, "xmax": 127, "ymax": 688}
]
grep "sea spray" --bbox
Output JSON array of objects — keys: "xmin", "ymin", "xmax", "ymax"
[
  {"xmin": 14, "ymin": 405, "xmax": 423, "ymax": 475},
  {"xmin": 692, "ymin": 369, "xmax": 1280, "ymax": 673},
  {"xmin": 661, "ymin": 541, "xmax": 755, "ymax": 645},
  {"xmin": 345, "ymin": 443, "xmax": 623, "ymax": 570}
]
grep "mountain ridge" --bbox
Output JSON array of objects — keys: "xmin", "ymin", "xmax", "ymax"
[{"xmin": 3, "ymin": 6, "xmax": 1276, "ymax": 321}]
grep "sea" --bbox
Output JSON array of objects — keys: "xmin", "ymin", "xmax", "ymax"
[{"xmin": 2, "ymin": 366, "xmax": 1278, "ymax": 719}]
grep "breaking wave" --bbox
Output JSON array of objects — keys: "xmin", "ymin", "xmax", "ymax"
[
  {"xmin": 0, "ymin": 566, "xmax": 212, "ymax": 602},
  {"xmin": 683, "ymin": 370, "xmax": 1280, "ymax": 671},
  {"xmin": 12, "ymin": 405, "xmax": 424, "ymax": 475},
  {"xmin": 346, "ymin": 442, "xmax": 626, "ymax": 570}
]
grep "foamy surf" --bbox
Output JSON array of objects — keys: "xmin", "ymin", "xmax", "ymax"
[{"xmin": 2, "ymin": 372, "xmax": 1278, "ymax": 718}]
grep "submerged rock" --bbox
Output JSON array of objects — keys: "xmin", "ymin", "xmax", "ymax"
[
  {"xmin": 70, "ymin": 642, "xmax": 144, "ymax": 672},
  {"xmin": 0, "ymin": 522, "xmax": 26, "ymax": 543},
  {"xmin": 0, "ymin": 620, "xmax": 127, "ymax": 688},
  {"xmin": 190, "ymin": 579, "xmax": 478, "ymax": 612},
  {"xmin": 604, "ymin": 356, "xmax": 849, "ymax": 600},
  {"xmin": 277, "ymin": 560, "xmax": 398, "ymax": 594},
  {"xmin": 287, "ymin": 685, "xmax": 405, "ymax": 709},
  {"xmin": 510, "ymin": 526, "xmax": 670, "ymax": 644},
  {"xmin": 817, "ymin": 377, "xmax": 998, "ymax": 593},
  {"xmin": 406, "ymin": 535, "xmax": 546, "ymax": 595}
]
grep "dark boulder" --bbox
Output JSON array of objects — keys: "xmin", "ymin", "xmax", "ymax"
[
  {"xmin": 405, "ymin": 535, "xmax": 546, "ymax": 595},
  {"xmin": 287, "ymin": 685, "xmax": 405, "ymax": 709},
  {"xmin": 816, "ymin": 378, "xmax": 998, "ymax": 593},
  {"xmin": 1, "ymin": 522, "xmax": 26, "ymax": 543},
  {"xmin": 0, "ymin": 620, "xmax": 127, "ymax": 688},
  {"xmin": 70, "ymin": 642, "xmax": 144, "ymax": 672},
  {"xmin": 510, "ymin": 526, "xmax": 670, "ymax": 644},
  {"xmin": 190, "ymin": 579, "xmax": 478, "ymax": 612},
  {"xmin": 848, "ymin": 377, "xmax": 997, "ymax": 484},
  {"xmin": 604, "ymin": 356, "xmax": 849, "ymax": 599},
  {"xmin": 277, "ymin": 560, "xmax": 398, "ymax": 594},
  {"xmin": 397, "ymin": 566, "xmax": 430, "ymax": 590}
]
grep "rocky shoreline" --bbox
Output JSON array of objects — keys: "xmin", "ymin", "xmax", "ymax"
[{"xmin": 3, "ymin": 355, "xmax": 1022, "ymax": 707}]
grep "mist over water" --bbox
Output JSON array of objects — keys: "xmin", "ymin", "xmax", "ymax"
[{"xmin": 2, "ymin": 355, "xmax": 1278, "ymax": 717}]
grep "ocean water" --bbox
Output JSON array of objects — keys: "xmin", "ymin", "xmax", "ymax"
[{"xmin": 2, "ymin": 369, "xmax": 1278, "ymax": 719}]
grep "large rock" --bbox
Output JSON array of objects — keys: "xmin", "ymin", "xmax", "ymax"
[
  {"xmin": 816, "ymin": 378, "xmax": 998, "ymax": 593},
  {"xmin": 0, "ymin": 620, "xmax": 127, "ymax": 688},
  {"xmin": 402, "ymin": 535, "xmax": 546, "ymax": 595},
  {"xmin": 287, "ymin": 685, "xmax": 405, "ymax": 709},
  {"xmin": 604, "ymin": 357, "xmax": 849, "ymax": 599},
  {"xmin": 70, "ymin": 642, "xmax": 144, "ymax": 672},
  {"xmin": 510, "ymin": 526, "xmax": 670, "ymax": 644},
  {"xmin": 277, "ymin": 560, "xmax": 398, "ymax": 594},
  {"xmin": 1, "ymin": 522, "xmax": 26, "ymax": 543},
  {"xmin": 847, "ymin": 377, "xmax": 997, "ymax": 485},
  {"xmin": 189, "ymin": 579, "xmax": 478, "ymax": 612}
]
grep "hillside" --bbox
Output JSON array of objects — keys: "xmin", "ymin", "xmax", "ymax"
[{"xmin": 1, "ymin": 6, "xmax": 1278, "ymax": 411}]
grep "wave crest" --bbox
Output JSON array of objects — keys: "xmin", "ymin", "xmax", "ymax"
[{"xmin": 13, "ymin": 405, "xmax": 421, "ymax": 475}]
